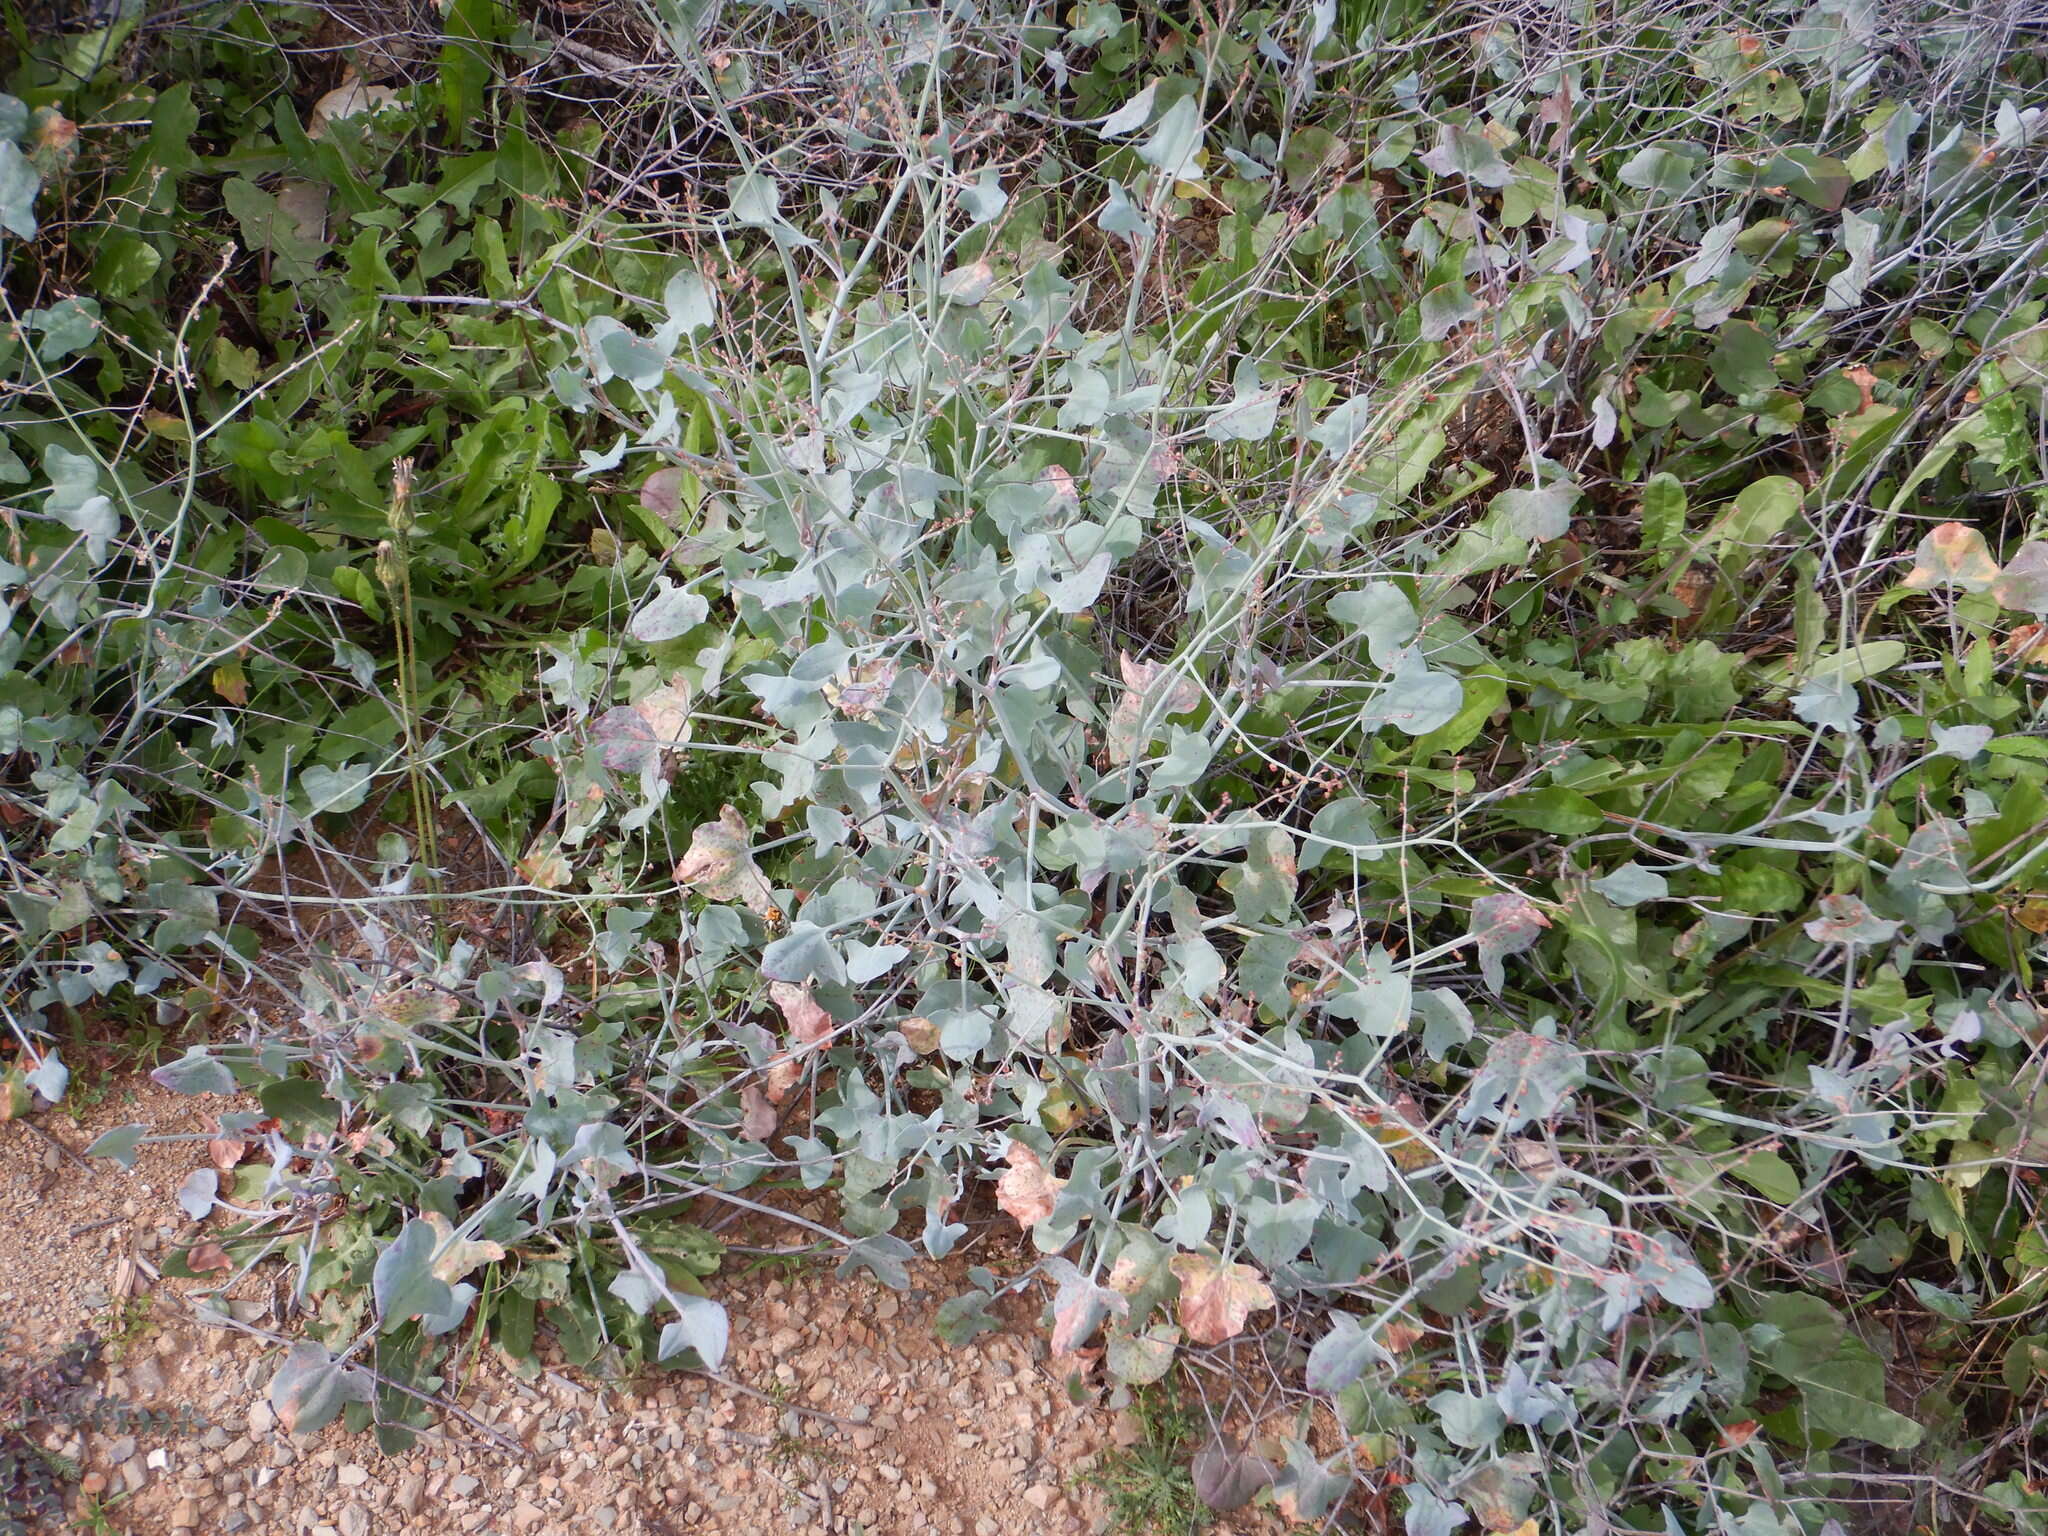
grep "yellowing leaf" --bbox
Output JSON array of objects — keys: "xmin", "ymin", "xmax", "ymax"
[
  {"xmin": 373, "ymin": 986, "xmax": 462, "ymax": 1029},
  {"xmin": 212, "ymin": 662, "xmax": 248, "ymax": 705},
  {"xmin": 420, "ymin": 1211, "xmax": 505, "ymax": 1283},
  {"xmin": 673, "ymin": 805, "xmax": 774, "ymax": 914},
  {"xmin": 996, "ymin": 1141, "xmax": 1065, "ymax": 1229},
  {"xmin": 823, "ymin": 657, "xmax": 898, "ymax": 720},
  {"xmin": 1902, "ymin": 521, "xmax": 2000, "ymax": 592},
  {"xmin": 1169, "ymin": 1252, "xmax": 1276, "ymax": 1345},
  {"xmin": 518, "ymin": 838, "xmax": 571, "ymax": 890},
  {"xmin": 1106, "ymin": 651, "xmax": 1200, "ymax": 765},
  {"xmin": 1990, "ymin": 542, "xmax": 2048, "ymax": 614}
]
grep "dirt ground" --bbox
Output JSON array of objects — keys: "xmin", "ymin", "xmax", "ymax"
[{"xmin": 2, "ymin": 1076, "xmax": 1299, "ymax": 1536}]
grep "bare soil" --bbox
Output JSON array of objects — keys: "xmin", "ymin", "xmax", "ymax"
[{"xmin": 2, "ymin": 1076, "xmax": 1296, "ymax": 1536}]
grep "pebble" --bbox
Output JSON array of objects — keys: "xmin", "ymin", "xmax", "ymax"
[
  {"xmin": 339, "ymin": 1505, "xmax": 370, "ymax": 1536},
  {"xmin": 247, "ymin": 1400, "xmax": 276, "ymax": 1437},
  {"xmin": 338, "ymin": 1463, "xmax": 369, "ymax": 1487}
]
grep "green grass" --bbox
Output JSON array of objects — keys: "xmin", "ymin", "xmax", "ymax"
[{"xmin": 1085, "ymin": 1385, "xmax": 1207, "ymax": 1536}]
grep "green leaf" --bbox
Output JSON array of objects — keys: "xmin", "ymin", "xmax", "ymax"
[
  {"xmin": 1462, "ymin": 1030, "xmax": 1584, "ymax": 1130},
  {"xmin": 1592, "ymin": 863, "xmax": 1667, "ymax": 907},
  {"xmin": 24, "ymin": 297, "xmax": 101, "ymax": 360},
  {"xmin": 1136, "ymin": 96, "xmax": 1204, "ymax": 183},
  {"xmin": 761, "ymin": 922, "xmax": 847, "ymax": 987},
  {"xmin": 150, "ymin": 1046, "xmax": 236, "ymax": 1096},
  {"xmin": 1502, "ymin": 786, "xmax": 1603, "ymax": 835},
  {"xmin": 1226, "ymin": 828, "xmax": 1298, "ymax": 923},
  {"xmin": 1149, "ymin": 726, "xmax": 1212, "ymax": 790},
  {"xmin": 88, "ymin": 234, "xmax": 162, "ymax": 300},
  {"xmin": 1366, "ymin": 654, "xmax": 1463, "ymax": 737},
  {"xmin": 1708, "ymin": 320, "xmax": 1778, "ymax": 397},
  {"xmin": 1428, "ymin": 1390, "xmax": 1505, "ymax": 1448},
  {"xmin": 1728, "ymin": 1155, "xmax": 1794, "ymax": 1212},
  {"xmin": 629, "ymin": 576, "xmax": 709, "ymax": 643},
  {"xmin": 1419, "ymin": 281, "xmax": 1480, "ymax": 341},
  {"xmin": 1327, "ymin": 582, "xmax": 1416, "ymax": 667},
  {"xmin": 1306, "ymin": 1314, "xmax": 1390, "ymax": 1392},
  {"xmin": 656, "ymin": 1294, "xmax": 729, "ymax": 1369},
  {"xmin": 1822, "ymin": 208, "xmax": 1879, "ymax": 311},
  {"xmin": 1772, "ymin": 148, "xmax": 1851, "ymax": 211},
  {"xmin": 0, "ymin": 141, "xmax": 39, "ymax": 239},
  {"xmin": 1758, "ymin": 1293, "xmax": 1924, "ymax": 1449},
  {"xmin": 726, "ymin": 172, "xmax": 782, "ymax": 227},
  {"xmin": 87, "ymin": 1123, "xmax": 146, "ymax": 1167},
  {"xmin": 221, "ymin": 176, "xmax": 328, "ymax": 277},
  {"xmin": 269, "ymin": 1341, "xmax": 374, "ymax": 1435},
  {"xmin": 1640, "ymin": 473, "xmax": 1687, "ymax": 552},
  {"xmin": 1491, "ymin": 484, "xmax": 1577, "ymax": 542},
  {"xmin": 1419, "ymin": 126, "xmax": 1512, "ymax": 188},
  {"xmin": 260, "ymin": 1077, "xmax": 340, "ymax": 1132},
  {"xmin": 373, "ymin": 1220, "xmax": 457, "ymax": 1332},
  {"xmin": 1106, "ymin": 1322, "xmax": 1180, "ymax": 1385},
  {"xmin": 1714, "ymin": 475, "xmax": 1803, "ymax": 563}
]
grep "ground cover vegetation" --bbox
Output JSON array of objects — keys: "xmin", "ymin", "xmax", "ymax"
[{"xmin": 3, "ymin": 0, "xmax": 2047, "ymax": 1530}]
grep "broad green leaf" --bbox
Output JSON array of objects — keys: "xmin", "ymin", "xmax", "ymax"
[
  {"xmin": 1327, "ymin": 582, "xmax": 1416, "ymax": 667},
  {"xmin": 1822, "ymin": 208, "xmax": 1879, "ymax": 310},
  {"xmin": 1106, "ymin": 1322, "xmax": 1180, "ymax": 1385},
  {"xmin": 657, "ymin": 1294, "xmax": 729, "ymax": 1369},
  {"xmin": 1137, "ymin": 96, "xmax": 1203, "ymax": 183},
  {"xmin": 1640, "ymin": 473, "xmax": 1687, "ymax": 552},
  {"xmin": 1366, "ymin": 653, "xmax": 1463, "ymax": 736},
  {"xmin": 269, "ymin": 1341, "xmax": 374, "ymax": 1435},
  {"xmin": 373, "ymin": 1219, "xmax": 457, "ymax": 1332},
  {"xmin": 0, "ymin": 141, "xmax": 40, "ymax": 239},
  {"xmin": 1418, "ymin": 281, "xmax": 1480, "ymax": 341},
  {"xmin": 629, "ymin": 576, "xmax": 709, "ymax": 643},
  {"xmin": 1462, "ymin": 1029, "xmax": 1584, "ymax": 1130},
  {"xmin": 87, "ymin": 1123, "xmax": 146, "ymax": 1167},
  {"xmin": 1759, "ymin": 1292, "xmax": 1924, "ymax": 1449},
  {"xmin": 1419, "ymin": 126, "xmax": 1512, "ymax": 187},
  {"xmin": 150, "ymin": 1046, "xmax": 236, "ymax": 1096},
  {"xmin": 1708, "ymin": 320, "xmax": 1778, "ymax": 396},
  {"xmin": 1096, "ymin": 80, "xmax": 1159, "ymax": 137},
  {"xmin": 1306, "ymin": 1314, "xmax": 1391, "ymax": 1392},
  {"xmin": 1592, "ymin": 862, "xmax": 1667, "ymax": 907},
  {"xmin": 1714, "ymin": 475, "xmax": 1802, "ymax": 562}
]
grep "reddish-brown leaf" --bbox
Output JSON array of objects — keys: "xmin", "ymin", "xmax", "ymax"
[
  {"xmin": 740, "ymin": 1083, "xmax": 778, "ymax": 1143},
  {"xmin": 770, "ymin": 981, "xmax": 834, "ymax": 1047},
  {"xmin": 995, "ymin": 1142, "xmax": 1065, "ymax": 1230},
  {"xmin": 1169, "ymin": 1253, "xmax": 1276, "ymax": 1345}
]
